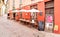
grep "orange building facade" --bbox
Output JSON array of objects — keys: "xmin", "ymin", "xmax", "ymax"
[{"xmin": 8, "ymin": 0, "xmax": 60, "ymax": 34}]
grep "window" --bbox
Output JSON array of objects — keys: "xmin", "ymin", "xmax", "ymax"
[
  {"xmin": 2, "ymin": 0, "xmax": 4, "ymax": 2},
  {"xmin": 31, "ymin": 0, "xmax": 35, "ymax": 1},
  {"xmin": 30, "ymin": 4, "xmax": 37, "ymax": 9},
  {"xmin": 20, "ymin": 0, "xmax": 22, "ymax": 4},
  {"xmin": 0, "ymin": 0, "xmax": 1, "ymax": 3},
  {"xmin": 45, "ymin": 1, "xmax": 54, "ymax": 8},
  {"xmin": 45, "ymin": 1, "xmax": 54, "ymax": 14},
  {"xmin": 13, "ymin": 0, "xmax": 15, "ymax": 10}
]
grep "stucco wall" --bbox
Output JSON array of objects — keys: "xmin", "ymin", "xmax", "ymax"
[
  {"xmin": 8, "ymin": 0, "xmax": 20, "ymax": 11},
  {"xmin": 0, "ymin": 0, "xmax": 3, "ymax": 16},
  {"xmin": 22, "ymin": 0, "xmax": 43, "ymax": 7},
  {"xmin": 37, "ymin": 1, "xmax": 45, "ymax": 21},
  {"xmin": 54, "ymin": 0, "xmax": 60, "ymax": 34}
]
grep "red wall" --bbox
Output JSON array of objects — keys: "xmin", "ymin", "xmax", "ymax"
[
  {"xmin": 44, "ymin": 0, "xmax": 50, "ymax": 2},
  {"xmin": 22, "ymin": 12, "xmax": 31, "ymax": 20},
  {"xmin": 22, "ymin": 6, "xmax": 31, "ymax": 20},
  {"xmin": 37, "ymin": 2, "xmax": 45, "ymax": 21},
  {"xmin": 15, "ymin": 8, "xmax": 20, "ymax": 21},
  {"xmin": 15, "ymin": 12, "xmax": 20, "ymax": 20},
  {"xmin": 8, "ymin": 0, "xmax": 60, "ymax": 34},
  {"xmin": 54, "ymin": 0, "xmax": 60, "ymax": 34}
]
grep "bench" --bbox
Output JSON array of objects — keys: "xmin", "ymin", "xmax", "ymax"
[{"xmin": 19, "ymin": 19, "xmax": 38, "ymax": 28}]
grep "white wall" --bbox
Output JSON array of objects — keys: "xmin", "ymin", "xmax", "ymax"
[
  {"xmin": 21, "ymin": 0, "xmax": 43, "ymax": 7},
  {"xmin": 1, "ymin": 5, "xmax": 5, "ymax": 15},
  {"xmin": 8, "ymin": 0, "xmax": 20, "ymax": 12}
]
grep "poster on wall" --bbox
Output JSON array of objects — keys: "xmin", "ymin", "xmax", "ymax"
[
  {"xmin": 46, "ymin": 15, "xmax": 53, "ymax": 23},
  {"xmin": 45, "ymin": 15, "xmax": 53, "ymax": 32}
]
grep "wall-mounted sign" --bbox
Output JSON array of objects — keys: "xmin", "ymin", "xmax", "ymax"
[{"xmin": 54, "ymin": 25, "xmax": 58, "ymax": 31}]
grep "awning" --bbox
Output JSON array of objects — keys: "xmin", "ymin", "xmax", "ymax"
[{"xmin": 12, "ymin": 9, "xmax": 41, "ymax": 13}]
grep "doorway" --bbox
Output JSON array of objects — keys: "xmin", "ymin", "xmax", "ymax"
[
  {"xmin": 30, "ymin": 4, "xmax": 37, "ymax": 21},
  {"xmin": 45, "ymin": 0, "xmax": 54, "ymax": 32}
]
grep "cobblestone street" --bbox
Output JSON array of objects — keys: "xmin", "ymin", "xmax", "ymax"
[{"xmin": 0, "ymin": 15, "xmax": 60, "ymax": 37}]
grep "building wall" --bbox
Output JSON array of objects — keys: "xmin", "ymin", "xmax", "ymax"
[
  {"xmin": 22, "ymin": 6, "xmax": 31, "ymax": 20},
  {"xmin": 1, "ymin": 5, "xmax": 5, "ymax": 15},
  {"xmin": 7, "ymin": 0, "xmax": 13, "ymax": 12},
  {"xmin": 21, "ymin": 0, "xmax": 44, "ymax": 21},
  {"xmin": 54, "ymin": 0, "xmax": 60, "ymax": 34},
  {"xmin": 21, "ymin": 0, "xmax": 60, "ymax": 34},
  {"xmin": 8, "ymin": 0, "xmax": 43, "ymax": 11},
  {"xmin": 21, "ymin": 0, "xmax": 43, "ymax": 7},
  {"xmin": 7, "ymin": 0, "xmax": 60, "ymax": 34},
  {"xmin": 8, "ymin": 0, "xmax": 20, "ymax": 12},
  {"xmin": 15, "ymin": 0, "xmax": 20, "ymax": 9},
  {"xmin": 37, "ymin": 1, "xmax": 45, "ymax": 21},
  {"xmin": 44, "ymin": 0, "xmax": 50, "ymax": 2},
  {"xmin": 0, "ymin": 0, "xmax": 4, "ymax": 16}
]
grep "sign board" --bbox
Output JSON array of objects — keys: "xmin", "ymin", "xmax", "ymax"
[{"xmin": 54, "ymin": 25, "xmax": 58, "ymax": 31}]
